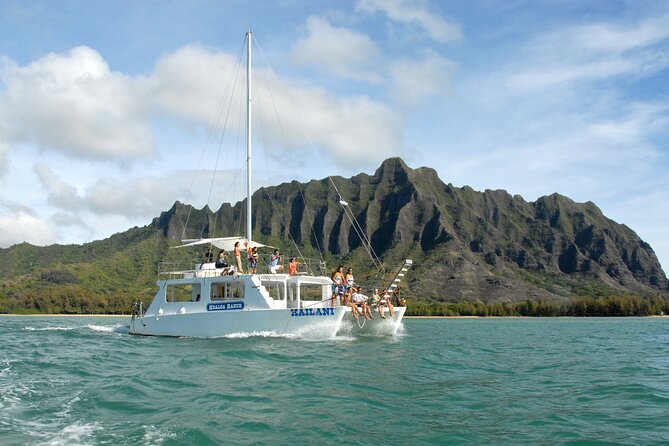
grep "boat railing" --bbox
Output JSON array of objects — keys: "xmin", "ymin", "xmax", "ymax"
[
  {"xmin": 158, "ymin": 259, "xmax": 201, "ymax": 279},
  {"xmin": 294, "ymin": 257, "xmax": 328, "ymax": 275},
  {"xmin": 157, "ymin": 256, "xmax": 328, "ymax": 278}
]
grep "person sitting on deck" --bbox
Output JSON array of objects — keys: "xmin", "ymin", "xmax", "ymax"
[
  {"xmin": 215, "ymin": 250, "xmax": 234, "ymax": 275},
  {"xmin": 341, "ymin": 286, "xmax": 352, "ymax": 306},
  {"xmin": 215, "ymin": 250, "xmax": 228, "ymax": 268},
  {"xmin": 350, "ymin": 287, "xmax": 373, "ymax": 320},
  {"xmin": 203, "ymin": 247, "xmax": 214, "ymax": 265},
  {"xmin": 377, "ymin": 288, "xmax": 395, "ymax": 319},
  {"xmin": 369, "ymin": 288, "xmax": 380, "ymax": 310},
  {"xmin": 288, "ymin": 257, "xmax": 300, "ymax": 276}
]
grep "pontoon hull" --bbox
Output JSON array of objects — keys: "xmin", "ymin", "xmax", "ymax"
[
  {"xmin": 340, "ymin": 306, "xmax": 406, "ymax": 336},
  {"xmin": 130, "ymin": 307, "xmax": 347, "ymax": 338}
]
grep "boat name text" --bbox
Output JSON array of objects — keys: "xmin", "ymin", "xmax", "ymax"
[
  {"xmin": 207, "ymin": 302, "xmax": 244, "ymax": 311},
  {"xmin": 291, "ymin": 308, "xmax": 335, "ymax": 317}
]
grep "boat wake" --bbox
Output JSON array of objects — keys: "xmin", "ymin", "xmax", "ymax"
[
  {"xmin": 217, "ymin": 331, "xmax": 298, "ymax": 339},
  {"xmin": 23, "ymin": 326, "xmax": 77, "ymax": 332},
  {"xmin": 85, "ymin": 324, "xmax": 129, "ymax": 334}
]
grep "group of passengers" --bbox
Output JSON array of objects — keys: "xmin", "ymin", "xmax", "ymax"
[
  {"xmin": 330, "ymin": 265, "xmax": 395, "ymax": 320},
  {"xmin": 204, "ymin": 245, "xmax": 300, "ymax": 276}
]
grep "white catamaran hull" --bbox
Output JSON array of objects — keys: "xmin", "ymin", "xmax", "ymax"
[{"xmin": 130, "ymin": 306, "xmax": 347, "ymax": 338}]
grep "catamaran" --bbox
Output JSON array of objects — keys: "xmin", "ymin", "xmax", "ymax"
[{"xmin": 129, "ymin": 32, "xmax": 410, "ymax": 338}]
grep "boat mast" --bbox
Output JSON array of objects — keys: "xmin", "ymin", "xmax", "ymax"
[{"xmin": 246, "ymin": 30, "xmax": 253, "ymax": 245}]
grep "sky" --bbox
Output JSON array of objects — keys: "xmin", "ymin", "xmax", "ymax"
[{"xmin": 0, "ymin": 0, "xmax": 668, "ymax": 271}]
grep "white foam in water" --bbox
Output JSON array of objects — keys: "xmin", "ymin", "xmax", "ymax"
[
  {"xmin": 38, "ymin": 422, "xmax": 101, "ymax": 446},
  {"xmin": 220, "ymin": 331, "xmax": 296, "ymax": 339},
  {"xmin": 24, "ymin": 326, "xmax": 76, "ymax": 332},
  {"xmin": 86, "ymin": 324, "xmax": 129, "ymax": 334},
  {"xmin": 143, "ymin": 425, "xmax": 176, "ymax": 445}
]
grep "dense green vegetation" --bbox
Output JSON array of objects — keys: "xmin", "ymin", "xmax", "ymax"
[{"xmin": 405, "ymin": 294, "xmax": 669, "ymax": 317}]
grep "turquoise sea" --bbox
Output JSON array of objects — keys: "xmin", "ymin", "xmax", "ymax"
[{"xmin": 1, "ymin": 316, "xmax": 667, "ymax": 445}]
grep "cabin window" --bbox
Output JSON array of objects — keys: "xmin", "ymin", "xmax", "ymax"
[
  {"xmin": 166, "ymin": 283, "xmax": 201, "ymax": 303},
  {"xmin": 291, "ymin": 283, "xmax": 324, "ymax": 303},
  {"xmin": 210, "ymin": 281, "xmax": 245, "ymax": 301},
  {"xmin": 264, "ymin": 282, "xmax": 285, "ymax": 300}
]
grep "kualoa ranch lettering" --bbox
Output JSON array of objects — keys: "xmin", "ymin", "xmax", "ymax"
[
  {"xmin": 207, "ymin": 302, "xmax": 244, "ymax": 311},
  {"xmin": 291, "ymin": 308, "xmax": 334, "ymax": 317}
]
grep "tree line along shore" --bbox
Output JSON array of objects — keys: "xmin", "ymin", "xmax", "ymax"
[
  {"xmin": 0, "ymin": 288, "xmax": 667, "ymax": 317},
  {"xmin": 407, "ymin": 295, "xmax": 669, "ymax": 317}
]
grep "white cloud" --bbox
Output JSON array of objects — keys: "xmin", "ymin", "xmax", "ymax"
[
  {"xmin": 507, "ymin": 15, "xmax": 669, "ymax": 91},
  {"xmin": 33, "ymin": 163, "xmax": 185, "ymax": 219},
  {"xmin": 0, "ymin": 201, "xmax": 57, "ymax": 246},
  {"xmin": 253, "ymin": 78, "xmax": 403, "ymax": 163},
  {"xmin": 356, "ymin": 0, "xmax": 462, "ymax": 43},
  {"xmin": 292, "ymin": 16, "xmax": 383, "ymax": 83},
  {"xmin": 147, "ymin": 44, "xmax": 241, "ymax": 125},
  {"xmin": 33, "ymin": 162, "xmax": 82, "ymax": 210},
  {"xmin": 148, "ymin": 44, "xmax": 403, "ymax": 165},
  {"xmin": 587, "ymin": 102, "xmax": 669, "ymax": 146},
  {"xmin": 0, "ymin": 46, "xmax": 154, "ymax": 161},
  {"xmin": 388, "ymin": 49, "xmax": 455, "ymax": 105}
]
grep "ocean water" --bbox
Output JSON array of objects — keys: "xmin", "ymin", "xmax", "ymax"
[{"xmin": 1, "ymin": 316, "xmax": 667, "ymax": 445}]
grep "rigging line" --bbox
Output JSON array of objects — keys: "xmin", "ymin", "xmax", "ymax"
[
  {"xmin": 329, "ymin": 176, "xmax": 384, "ymax": 271},
  {"xmin": 253, "ymin": 38, "xmax": 325, "ymax": 263},
  {"xmin": 205, "ymin": 37, "xmax": 247, "ymax": 239},
  {"xmin": 260, "ymin": 51, "xmax": 382, "ymax": 269},
  {"xmin": 255, "ymin": 35, "xmax": 379, "ymax": 270},
  {"xmin": 234, "ymin": 65, "xmax": 245, "ymax": 238},
  {"xmin": 181, "ymin": 36, "xmax": 247, "ymax": 240},
  {"xmin": 341, "ymin": 204, "xmax": 382, "ymax": 271},
  {"xmin": 297, "ymin": 182, "xmax": 325, "ymax": 262},
  {"xmin": 344, "ymin": 202, "xmax": 383, "ymax": 269},
  {"xmin": 253, "ymin": 74, "xmax": 314, "ymax": 275}
]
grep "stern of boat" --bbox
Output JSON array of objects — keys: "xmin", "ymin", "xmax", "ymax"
[{"xmin": 338, "ymin": 306, "xmax": 406, "ymax": 336}]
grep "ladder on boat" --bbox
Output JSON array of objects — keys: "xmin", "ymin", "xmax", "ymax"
[{"xmin": 383, "ymin": 259, "xmax": 412, "ymax": 303}]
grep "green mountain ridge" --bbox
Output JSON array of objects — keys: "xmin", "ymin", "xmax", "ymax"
[{"xmin": 1, "ymin": 157, "xmax": 667, "ymax": 314}]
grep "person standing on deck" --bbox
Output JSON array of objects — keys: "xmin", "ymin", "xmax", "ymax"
[
  {"xmin": 248, "ymin": 247, "xmax": 259, "ymax": 274},
  {"xmin": 330, "ymin": 265, "xmax": 345, "ymax": 307},
  {"xmin": 345, "ymin": 268, "xmax": 355, "ymax": 291},
  {"xmin": 234, "ymin": 241, "xmax": 244, "ymax": 274}
]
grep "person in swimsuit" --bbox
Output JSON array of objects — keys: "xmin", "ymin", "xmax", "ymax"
[
  {"xmin": 377, "ymin": 288, "xmax": 395, "ymax": 319},
  {"xmin": 233, "ymin": 241, "xmax": 244, "ymax": 274},
  {"xmin": 288, "ymin": 258, "xmax": 300, "ymax": 276},
  {"xmin": 330, "ymin": 265, "xmax": 345, "ymax": 307},
  {"xmin": 345, "ymin": 268, "xmax": 355, "ymax": 290},
  {"xmin": 248, "ymin": 247, "xmax": 258, "ymax": 274}
]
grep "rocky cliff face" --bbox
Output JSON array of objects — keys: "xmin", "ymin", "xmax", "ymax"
[{"xmin": 152, "ymin": 158, "xmax": 668, "ymax": 302}]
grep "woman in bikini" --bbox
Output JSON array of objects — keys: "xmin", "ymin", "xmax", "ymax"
[{"xmin": 330, "ymin": 265, "xmax": 345, "ymax": 307}]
